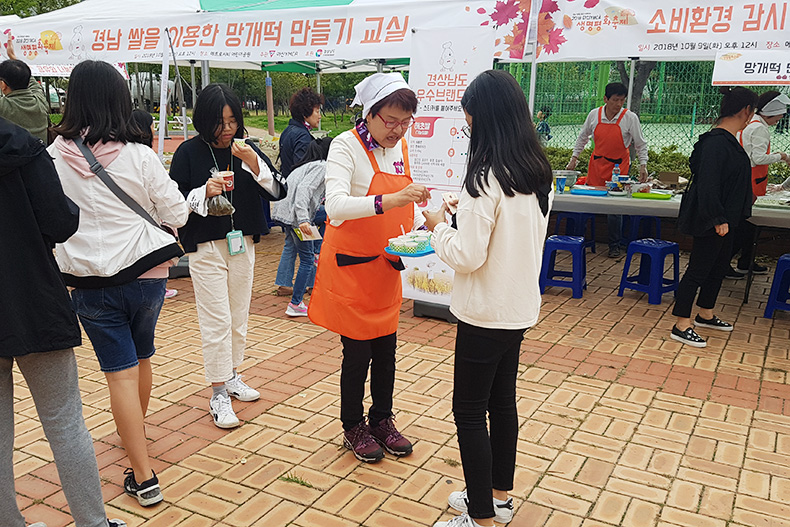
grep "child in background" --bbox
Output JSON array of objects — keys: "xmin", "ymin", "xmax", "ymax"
[
  {"xmin": 271, "ymin": 137, "xmax": 332, "ymax": 316},
  {"xmin": 130, "ymin": 109, "xmax": 179, "ymax": 299}
]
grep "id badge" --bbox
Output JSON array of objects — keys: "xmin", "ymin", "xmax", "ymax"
[{"xmin": 226, "ymin": 230, "xmax": 246, "ymax": 256}]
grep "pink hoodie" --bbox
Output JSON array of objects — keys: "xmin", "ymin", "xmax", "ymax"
[{"xmin": 53, "ymin": 135, "xmax": 123, "ymax": 177}]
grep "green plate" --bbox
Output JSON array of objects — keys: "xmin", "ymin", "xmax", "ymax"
[{"xmin": 632, "ymin": 192, "xmax": 672, "ymax": 200}]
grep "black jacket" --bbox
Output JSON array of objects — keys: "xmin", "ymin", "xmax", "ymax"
[
  {"xmin": 677, "ymin": 128, "xmax": 752, "ymax": 237},
  {"xmin": 278, "ymin": 119, "xmax": 313, "ymax": 177},
  {"xmin": 169, "ymin": 137, "xmax": 286, "ymax": 253},
  {"xmin": 0, "ymin": 118, "xmax": 81, "ymax": 357}
]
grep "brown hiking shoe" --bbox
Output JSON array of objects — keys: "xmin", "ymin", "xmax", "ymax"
[
  {"xmin": 276, "ymin": 286, "xmax": 293, "ymax": 297},
  {"xmin": 369, "ymin": 416, "xmax": 413, "ymax": 456},
  {"xmin": 343, "ymin": 421, "xmax": 384, "ymax": 463}
]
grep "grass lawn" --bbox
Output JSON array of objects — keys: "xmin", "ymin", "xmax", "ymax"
[{"xmin": 244, "ymin": 112, "xmax": 355, "ymax": 137}]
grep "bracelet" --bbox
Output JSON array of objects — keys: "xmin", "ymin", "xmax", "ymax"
[{"xmin": 374, "ymin": 194, "xmax": 384, "ymax": 215}]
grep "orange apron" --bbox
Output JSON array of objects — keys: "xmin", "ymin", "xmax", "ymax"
[
  {"xmin": 586, "ymin": 107, "xmax": 630, "ymax": 187},
  {"xmin": 308, "ymin": 130, "xmax": 413, "ymax": 340},
  {"xmin": 737, "ymin": 120, "xmax": 770, "ymax": 197}
]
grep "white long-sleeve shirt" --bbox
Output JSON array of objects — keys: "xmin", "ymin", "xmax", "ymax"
[
  {"xmin": 740, "ymin": 115, "xmax": 784, "ymax": 167},
  {"xmin": 572, "ymin": 107, "xmax": 649, "ymax": 165},
  {"xmin": 325, "ymin": 129, "xmax": 423, "ymax": 229},
  {"xmin": 431, "ymin": 175, "xmax": 553, "ymax": 329}
]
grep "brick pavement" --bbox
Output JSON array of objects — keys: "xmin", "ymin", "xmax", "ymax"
[{"xmin": 12, "ymin": 230, "xmax": 790, "ymax": 527}]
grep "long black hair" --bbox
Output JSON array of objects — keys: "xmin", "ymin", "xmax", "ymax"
[
  {"xmin": 129, "ymin": 109, "xmax": 154, "ymax": 148},
  {"xmin": 54, "ymin": 60, "xmax": 137, "ymax": 146},
  {"xmin": 292, "ymin": 136, "xmax": 333, "ymax": 171},
  {"xmin": 460, "ymin": 69, "xmax": 552, "ymax": 199},
  {"xmin": 193, "ymin": 83, "xmax": 246, "ymax": 145}
]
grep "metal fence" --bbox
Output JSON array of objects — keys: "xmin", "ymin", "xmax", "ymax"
[{"xmin": 503, "ymin": 60, "xmax": 790, "ymax": 159}]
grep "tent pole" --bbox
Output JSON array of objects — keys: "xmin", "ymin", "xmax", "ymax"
[
  {"xmin": 265, "ymin": 72, "xmax": 275, "ymax": 137},
  {"xmin": 190, "ymin": 60, "xmax": 197, "ymax": 109},
  {"xmin": 316, "ymin": 66, "xmax": 322, "ymax": 131},
  {"xmin": 528, "ymin": 44, "xmax": 538, "ymax": 114},
  {"xmin": 377, "ymin": 59, "xmax": 384, "ymax": 73},
  {"xmin": 627, "ymin": 57, "xmax": 637, "ymax": 109},
  {"xmin": 156, "ymin": 34, "xmax": 171, "ymax": 161},
  {"xmin": 201, "ymin": 60, "xmax": 210, "ymax": 89}
]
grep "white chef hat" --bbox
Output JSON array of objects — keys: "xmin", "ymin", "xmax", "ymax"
[
  {"xmin": 760, "ymin": 93, "xmax": 790, "ymax": 116},
  {"xmin": 351, "ymin": 72, "xmax": 412, "ymax": 119}
]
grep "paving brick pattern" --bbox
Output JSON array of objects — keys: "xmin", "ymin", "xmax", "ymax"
[{"xmin": 11, "ymin": 231, "xmax": 790, "ymax": 526}]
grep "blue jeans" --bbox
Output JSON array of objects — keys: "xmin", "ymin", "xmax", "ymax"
[
  {"xmin": 71, "ymin": 278, "xmax": 166, "ymax": 372},
  {"xmin": 274, "ymin": 205, "xmax": 326, "ymax": 299}
]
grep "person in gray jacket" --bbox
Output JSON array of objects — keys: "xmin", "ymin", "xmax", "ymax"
[{"xmin": 272, "ymin": 137, "xmax": 332, "ymax": 316}]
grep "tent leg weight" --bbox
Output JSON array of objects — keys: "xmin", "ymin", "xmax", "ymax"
[{"xmin": 412, "ymin": 300, "xmax": 457, "ymax": 324}]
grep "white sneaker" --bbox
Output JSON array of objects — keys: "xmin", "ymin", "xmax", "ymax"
[
  {"xmin": 225, "ymin": 372, "xmax": 260, "ymax": 402},
  {"xmin": 109, "ymin": 521, "xmax": 128, "ymax": 527},
  {"xmin": 448, "ymin": 490, "xmax": 514, "ymax": 524},
  {"xmin": 209, "ymin": 392, "xmax": 240, "ymax": 428},
  {"xmin": 433, "ymin": 513, "xmax": 479, "ymax": 527},
  {"xmin": 285, "ymin": 301, "xmax": 308, "ymax": 317}
]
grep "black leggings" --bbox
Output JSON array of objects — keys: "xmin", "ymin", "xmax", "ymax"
[
  {"xmin": 672, "ymin": 232, "xmax": 734, "ymax": 319},
  {"xmin": 453, "ymin": 321, "xmax": 524, "ymax": 520},
  {"xmin": 340, "ymin": 332, "xmax": 396, "ymax": 431}
]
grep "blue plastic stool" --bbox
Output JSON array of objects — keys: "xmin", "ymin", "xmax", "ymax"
[
  {"xmin": 618, "ymin": 238, "xmax": 680, "ymax": 305},
  {"xmin": 764, "ymin": 254, "xmax": 790, "ymax": 318},
  {"xmin": 540, "ymin": 235, "xmax": 587, "ymax": 298},
  {"xmin": 554, "ymin": 212, "xmax": 596, "ymax": 253},
  {"xmin": 624, "ymin": 215, "xmax": 661, "ymax": 244}
]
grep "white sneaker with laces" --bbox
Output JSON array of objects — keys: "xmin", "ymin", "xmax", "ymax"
[
  {"xmin": 433, "ymin": 513, "xmax": 479, "ymax": 527},
  {"xmin": 225, "ymin": 372, "xmax": 260, "ymax": 402},
  {"xmin": 448, "ymin": 490, "xmax": 514, "ymax": 524},
  {"xmin": 109, "ymin": 519, "xmax": 128, "ymax": 527},
  {"xmin": 209, "ymin": 392, "xmax": 240, "ymax": 428}
]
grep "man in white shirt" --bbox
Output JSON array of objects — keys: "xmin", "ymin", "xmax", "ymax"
[{"xmin": 566, "ymin": 82, "xmax": 649, "ymax": 257}]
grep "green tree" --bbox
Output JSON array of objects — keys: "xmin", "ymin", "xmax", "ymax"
[{"xmin": 0, "ymin": 0, "xmax": 78, "ymax": 17}]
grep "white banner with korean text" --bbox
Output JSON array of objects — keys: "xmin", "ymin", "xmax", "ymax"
[
  {"xmin": 712, "ymin": 49, "xmax": 790, "ymax": 85},
  {"xmin": 534, "ymin": 0, "xmax": 790, "ymax": 62},
  {"xmin": 401, "ymin": 26, "xmax": 494, "ymax": 306},
  {"xmin": 1, "ymin": 0, "xmax": 531, "ymax": 66}
]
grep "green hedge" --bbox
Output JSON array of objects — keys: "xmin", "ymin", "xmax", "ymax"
[{"xmin": 543, "ymin": 144, "xmax": 787, "ymax": 184}]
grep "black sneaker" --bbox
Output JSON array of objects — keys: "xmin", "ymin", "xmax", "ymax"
[
  {"xmin": 737, "ymin": 264, "xmax": 769, "ymax": 275},
  {"xmin": 670, "ymin": 326, "xmax": 707, "ymax": 348},
  {"xmin": 608, "ymin": 246, "xmax": 621, "ymax": 258},
  {"xmin": 123, "ymin": 468, "xmax": 163, "ymax": 507},
  {"xmin": 108, "ymin": 521, "xmax": 128, "ymax": 527},
  {"xmin": 725, "ymin": 267, "xmax": 746, "ymax": 280},
  {"xmin": 694, "ymin": 314, "xmax": 733, "ymax": 332}
]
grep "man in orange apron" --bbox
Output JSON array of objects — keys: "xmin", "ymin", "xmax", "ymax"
[
  {"xmin": 566, "ymin": 82, "xmax": 649, "ymax": 258},
  {"xmin": 308, "ymin": 73, "xmax": 430, "ymax": 463},
  {"xmin": 728, "ymin": 91, "xmax": 790, "ymax": 278}
]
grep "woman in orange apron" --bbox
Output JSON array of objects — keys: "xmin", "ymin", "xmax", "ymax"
[
  {"xmin": 308, "ymin": 73, "xmax": 430, "ymax": 463},
  {"xmin": 728, "ymin": 91, "xmax": 790, "ymax": 278}
]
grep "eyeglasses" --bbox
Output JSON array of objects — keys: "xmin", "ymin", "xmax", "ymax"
[
  {"xmin": 220, "ymin": 120, "xmax": 238, "ymax": 129},
  {"xmin": 376, "ymin": 114, "xmax": 414, "ymax": 130},
  {"xmin": 462, "ymin": 125, "xmax": 471, "ymax": 138}
]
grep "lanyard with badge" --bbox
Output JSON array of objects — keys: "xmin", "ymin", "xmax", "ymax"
[{"xmin": 208, "ymin": 143, "xmax": 246, "ymax": 256}]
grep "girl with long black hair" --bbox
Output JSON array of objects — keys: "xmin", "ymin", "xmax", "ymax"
[{"xmin": 423, "ymin": 69, "xmax": 554, "ymax": 527}]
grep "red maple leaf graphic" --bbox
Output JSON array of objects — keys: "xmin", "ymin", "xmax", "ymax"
[
  {"xmin": 544, "ymin": 27, "xmax": 567, "ymax": 54},
  {"xmin": 541, "ymin": 0, "xmax": 559, "ymax": 14},
  {"xmin": 584, "ymin": 0, "xmax": 600, "ymax": 7},
  {"xmin": 491, "ymin": 0, "xmax": 521, "ymax": 26}
]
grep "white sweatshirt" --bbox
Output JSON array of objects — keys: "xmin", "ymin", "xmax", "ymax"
[
  {"xmin": 325, "ymin": 129, "xmax": 423, "ymax": 229},
  {"xmin": 431, "ymin": 175, "xmax": 553, "ymax": 329}
]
